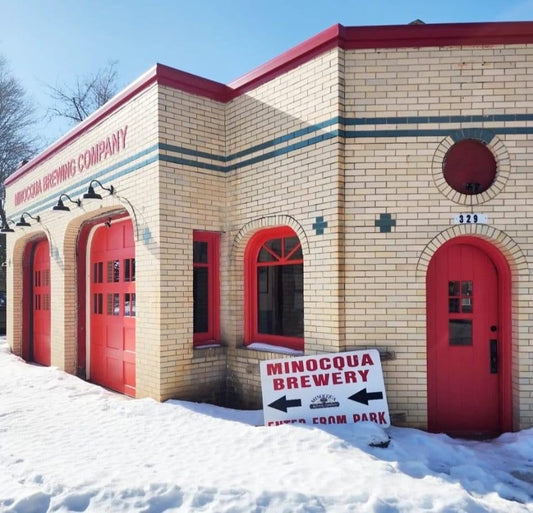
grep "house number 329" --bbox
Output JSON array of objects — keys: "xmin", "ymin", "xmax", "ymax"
[{"xmin": 454, "ymin": 213, "xmax": 487, "ymax": 225}]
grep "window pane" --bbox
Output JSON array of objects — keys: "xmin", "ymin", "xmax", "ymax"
[
  {"xmin": 123, "ymin": 293, "xmax": 136, "ymax": 316},
  {"xmin": 448, "ymin": 281, "xmax": 460, "ymax": 296},
  {"xmin": 462, "ymin": 281, "xmax": 473, "ymax": 296},
  {"xmin": 193, "ymin": 267, "xmax": 209, "ymax": 333},
  {"xmin": 285, "ymin": 237, "xmax": 302, "ymax": 260},
  {"xmin": 462, "ymin": 297, "xmax": 473, "ymax": 313},
  {"xmin": 107, "ymin": 293, "xmax": 120, "ymax": 316},
  {"xmin": 257, "ymin": 264, "xmax": 303, "ymax": 337},
  {"xmin": 258, "ymin": 247, "xmax": 276, "ymax": 262},
  {"xmin": 193, "ymin": 241, "xmax": 208, "ymax": 264},
  {"xmin": 124, "ymin": 293, "xmax": 131, "ymax": 316},
  {"xmin": 93, "ymin": 262, "xmax": 103, "ymax": 283},
  {"xmin": 449, "ymin": 319, "xmax": 472, "ymax": 346},
  {"xmin": 92, "ymin": 294, "xmax": 103, "ymax": 314},
  {"xmin": 449, "ymin": 298, "xmax": 460, "ymax": 313},
  {"xmin": 265, "ymin": 238, "xmax": 282, "ymax": 258},
  {"xmin": 287, "ymin": 245, "xmax": 302, "ymax": 260},
  {"xmin": 107, "ymin": 260, "xmax": 120, "ymax": 282},
  {"xmin": 125, "ymin": 259, "xmax": 131, "ymax": 282},
  {"xmin": 123, "ymin": 258, "xmax": 136, "ymax": 282}
]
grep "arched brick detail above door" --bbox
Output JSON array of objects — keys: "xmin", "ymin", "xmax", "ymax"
[{"xmin": 417, "ymin": 224, "xmax": 527, "ymax": 280}]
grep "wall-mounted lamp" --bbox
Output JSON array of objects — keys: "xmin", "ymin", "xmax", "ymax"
[
  {"xmin": 52, "ymin": 193, "xmax": 81, "ymax": 212},
  {"xmin": 83, "ymin": 179, "xmax": 114, "ymax": 200},
  {"xmin": 0, "ymin": 220, "xmax": 16, "ymax": 233},
  {"xmin": 15, "ymin": 212, "xmax": 41, "ymax": 227}
]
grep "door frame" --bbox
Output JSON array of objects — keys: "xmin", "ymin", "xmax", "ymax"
[
  {"xmin": 84, "ymin": 219, "xmax": 107, "ymax": 380},
  {"xmin": 426, "ymin": 235, "xmax": 513, "ymax": 433},
  {"xmin": 76, "ymin": 211, "xmax": 129, "ymax": 378},
  {"xmin": 22, "ymin": 236, "xmax": 50, "ymax": 363}
]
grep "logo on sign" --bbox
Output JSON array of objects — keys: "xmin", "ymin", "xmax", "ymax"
[{"xmin": 309, "ymin": 394, "xmax": 339, "ymax": 409}]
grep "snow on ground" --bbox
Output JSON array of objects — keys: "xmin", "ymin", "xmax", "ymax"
[{"xmin": 0, "ymin": 338, "xmax": 532, "ymax": 513}]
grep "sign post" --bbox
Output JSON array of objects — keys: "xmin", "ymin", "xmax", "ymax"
[{"xmin": 260, "ymin": 349, "xmax": 390, "ymax": 427}]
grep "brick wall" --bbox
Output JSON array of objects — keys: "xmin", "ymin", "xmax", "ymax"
[
  {"xmin": 342, "ymin": 44, "xmax": 533, "ymax": 429},
  {"xmin": 156, "ymin": 85, "xmax": 227, "ymax": 400}
]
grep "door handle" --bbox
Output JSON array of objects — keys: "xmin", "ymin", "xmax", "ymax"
[{"xmin": 490, "ymin": 339, "xmax": 498, "ymax": 374}]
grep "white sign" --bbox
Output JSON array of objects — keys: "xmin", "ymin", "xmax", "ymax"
[
  {"xmin": 454, "ymin": 213, "xmax": 487, "ymax": 225},
  {"xmin": 260, "ymin": 349, "xmax": 390, "ymax": 428}
]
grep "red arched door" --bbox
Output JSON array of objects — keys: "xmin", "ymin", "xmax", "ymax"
[
  {"xmin": 427, "ymin": 238, "xmax": 509, "ymax": 436},
  {"xmin": 32, "ymin": 239, "xmax": 51, "ymax": 365},
  {"xmin": 89, "ymin": 219, "xmax": 135, "ymax": 396}
]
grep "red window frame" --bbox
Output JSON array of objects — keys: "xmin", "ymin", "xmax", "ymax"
[
  {"xmin": 244, "ymin": 226, "xmax": 304, "ymax": 351},
  {"xmin": 193, "ymin": 231, "xmax": 220, "ymax": 346}
]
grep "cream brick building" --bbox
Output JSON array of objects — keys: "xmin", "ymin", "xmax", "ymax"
[{"xmin": 5, "ymin": 21, "xmax": 533, "ymax": 436}]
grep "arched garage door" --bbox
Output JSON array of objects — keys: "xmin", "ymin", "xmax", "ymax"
[
  {"xmin": 32, "ymin": 239, "xmax": 51, "ymax": 365},
  {"xmin": 89, "ymin": 218, "xmax": 135, "ymax": 396}
]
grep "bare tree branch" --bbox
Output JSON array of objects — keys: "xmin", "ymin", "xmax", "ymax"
[
  {"xmin": 0, "ymin": 56, "xmax": 37, "ymax": 226},
  {"xmin": 47, "ymin": 61, "xmax": 119, "ymax": 124},
  {"xmin": 0, "ymin": 55, "xmax": 37, "ymax": 288}
]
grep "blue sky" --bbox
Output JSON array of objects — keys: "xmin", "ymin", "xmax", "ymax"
[{"xmin": 1, "ymin": 0, "xmax": 533, "ymax": 146}]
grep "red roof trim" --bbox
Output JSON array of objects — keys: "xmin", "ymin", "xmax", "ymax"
[
  {"xmin": 8, "ymin": 21, "xmax": 533, "ymax": 186},
  {"xmin": 340, "ymin": 21, "xmax": 533, "ymax": 49},
  {"xmin": 156, "ymin": 63, "xmax": 231, "ymax": 101}
]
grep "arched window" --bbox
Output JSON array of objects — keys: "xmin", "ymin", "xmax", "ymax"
[{"xmin": 245, "ymin": 227, "xmax": 304, "ymax": 350}]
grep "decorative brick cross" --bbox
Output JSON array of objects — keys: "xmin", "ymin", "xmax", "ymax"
[
  {"xmin": 375, "ymin": 213, "xmax": 396, "ymax": 233},
  {"xmin": 312, "ymin": 216, "xmax": 328, "ymax": 235}
]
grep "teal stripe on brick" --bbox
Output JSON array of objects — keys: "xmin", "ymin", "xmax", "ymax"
[
  {"xmin": 156, "ymin": 113, "xmax": 533, "ymax": 173},
  {"xmin": 226, "ymin": 117, "xmax": 340, "ymax": 161},
  {"xmin": 158, "ymin": 118, "xmax": 340, "ymax": 165},
  {"xmin": 158, "ymin": 143, "xmax": 227, "ymax": 162},
  {"xmin": 159, "ymin": 154, "xmax": 227, "ymax": 172},
  {"xmin": 226, "ymin": 131, "xmax": 339, "ymax": 172},
  {"xmin": 341, "ymin": 128, "xmax": 451, "ymax": 138},
  {"xmin": 342, "ymin": 126, "xmax": 533, "ymax": 139},
  {"xmin": 340, "ymin": 113, "xmax": 533, "ymax": 125}
]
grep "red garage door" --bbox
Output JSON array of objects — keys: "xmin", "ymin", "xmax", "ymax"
[
  {"xmin": 33, "ymin": 239, "xmax": 51, "ymax": 366},
  {"xmin": 90, "ymin": 219, "xmax": 135, "ymax": 396}
]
